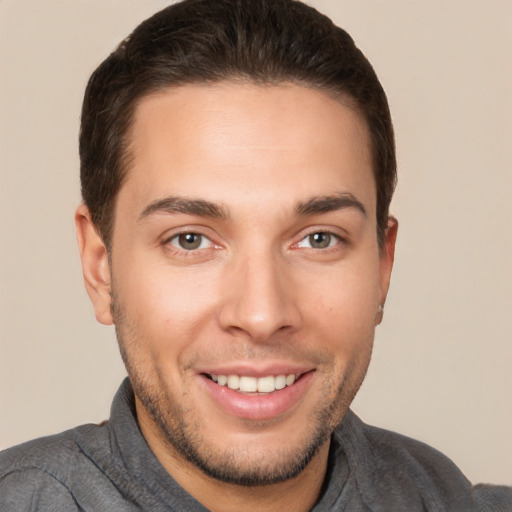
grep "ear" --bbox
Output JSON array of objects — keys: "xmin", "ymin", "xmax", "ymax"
[
  {"xmin": 376, "ymin": 216, "xmax": 398, "ymax": 324},
  {"xmin": 75, "ymin": 204, "xmax": 113, "ymax": 325}
]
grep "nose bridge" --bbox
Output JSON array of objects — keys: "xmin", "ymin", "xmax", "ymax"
[{"xmin": 218, "ymin": 245, "xmax": 300, "ymax": 341}]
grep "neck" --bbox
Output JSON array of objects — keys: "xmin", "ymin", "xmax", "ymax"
[
  {"xmin": 165, "ymin": 442, "xmax": 329, "ymax": 512},
  {"xmin": 136, "ymin": 401, "xmax": 330, "ymax": 512},
  {"xmin": 176, "ymin": 444, "xmax": 330, "ymax": 512}
]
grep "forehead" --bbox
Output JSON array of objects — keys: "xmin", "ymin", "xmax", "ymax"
[{"xmin": 121, "ymin": 82, "xmax": 375, "ymax": 217}]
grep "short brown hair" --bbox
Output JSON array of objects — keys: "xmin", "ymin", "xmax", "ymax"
[{"xmin": 80, "ymin": 0, "xmax": 396, "ymax": 249}]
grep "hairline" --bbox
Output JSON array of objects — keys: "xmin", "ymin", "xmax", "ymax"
[{"xmin": 102, "ymin": 77, "xmax": 380, "ymax": 251}]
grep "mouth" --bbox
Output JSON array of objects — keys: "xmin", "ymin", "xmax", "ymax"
[
  {"xmin": 204, "ymin": 373, "xmax": 301, "ymax": 394},
  {"xmin": 199, "ymin": 367, "xmax": 315, "ymax": 420}
]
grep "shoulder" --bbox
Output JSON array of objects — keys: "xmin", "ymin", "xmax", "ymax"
[
  {"xmin": 473, "ymin": 483, "xmax": 512, "ymax": 512},
  {"xmin": 337, "ymin": 412, "xmax": 469, "ymax": 478},
  {"xmin": 0, "ymin": 467, "xmax": 79, "ymax": 511},
  {"xmin": 334, "ymin": 411, "xmax": 512, "ymax": 511},
  {"xmin": 360, "ymin": 419, "xmax": 466, "ymax": 479},
  {"xmin": 0, "ymin": 424, "xmax": 107, "ymax": 511},
  {"xmin": 0, "ymin": 424, "xmax": 101, "ymax": 477}
]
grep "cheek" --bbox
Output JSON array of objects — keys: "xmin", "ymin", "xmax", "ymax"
[
  {"xmin": 304, "ymin": 260, "xmax": 381, "ymax": 332},
  {"xmin": 113, "ymin": 258, "xmax": 221, "ymax": 349}
]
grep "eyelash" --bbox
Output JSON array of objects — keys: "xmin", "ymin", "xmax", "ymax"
[
  {"xmin": 296, "ymin": 231, "xmax": 342, "ymax": 250},
  {"xmin": 162, "ymin": 229, "xmax": 344, "ymax": 257},
  {"xmin": 163, "ymin": 232, "xmax": 214, "ymax": 253}
]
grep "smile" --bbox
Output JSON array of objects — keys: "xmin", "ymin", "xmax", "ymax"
[
  {"xmin": 208, "ymin": 374, "xmax": 298, "ymax": 394},
  {"xmin": 201, "ymin": 370, "xmax": 314, "ymax": 420}
]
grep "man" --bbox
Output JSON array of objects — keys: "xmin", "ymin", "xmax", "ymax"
[{"xmin": 0, "ymin": 0, "xmax": 510, "ymax": 510}]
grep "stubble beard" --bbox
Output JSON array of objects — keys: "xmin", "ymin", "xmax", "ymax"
[
  {"xmin": 129, "ymin": 372, "xmax": 335, "ymax": 486},
  {"xmin": 111, "ymin": 293, "xmax": 372, "ymax": 487}
]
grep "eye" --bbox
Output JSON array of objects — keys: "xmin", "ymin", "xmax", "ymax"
[
  {"xmin": 297, "ymin": 231, "xmax": 340, "ymax": 249},
  {"xmin": 168, "ymin": 232, "xmax": 212, "ymax": 251}
]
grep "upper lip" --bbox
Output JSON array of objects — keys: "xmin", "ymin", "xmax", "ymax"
[{"xmin": 196, "ymin": 363, "xmax": 315, "ymax": 378}]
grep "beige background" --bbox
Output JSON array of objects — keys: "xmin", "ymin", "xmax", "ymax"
[{"xmin": 1, "ymin": 0, "xmax": 511, "ymax": 485}]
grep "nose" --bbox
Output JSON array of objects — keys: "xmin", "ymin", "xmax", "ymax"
[{"xmin": 217, "ymin": 251, "xmax": 302, "ymax": 342}]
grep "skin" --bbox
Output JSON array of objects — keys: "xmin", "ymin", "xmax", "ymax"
[{"xmin": 76, "ymin": 82, "xmax": 397, "ymax": 512}]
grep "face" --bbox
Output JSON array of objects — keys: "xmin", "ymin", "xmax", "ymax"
[{"xmin": 78, "ymin": 82, "xmax": 396, "ymax": 487}]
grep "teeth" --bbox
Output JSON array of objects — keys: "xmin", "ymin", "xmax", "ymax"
[
  {"xmin": 227, "ymin": 375, "xmax": 240, "ymax": 390},
  {"xmin": 274, "ymin": 375, "xmax": 286, "ymax": 390},
  {"xmin": 257, "ymin": 375, "xmax": 275, "ymax": 393},
  {"xmin": 239, "ymin": 376, "xmax": 258, "ymax": 392},
  {"xmin": 210, "ymin": 373, "xmax": 298, "ymax": 393}
]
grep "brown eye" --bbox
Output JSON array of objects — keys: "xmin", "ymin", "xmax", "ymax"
[{"xmin": 169, "ymin": 233, "xmax": 210, "ymax": 251}]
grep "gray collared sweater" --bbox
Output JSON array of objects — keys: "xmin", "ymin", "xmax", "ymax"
[{"xmin": 1, "ymin": 379, "xmax": 511, "ymax": 511}]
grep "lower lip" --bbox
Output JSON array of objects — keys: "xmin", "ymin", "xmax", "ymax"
[{"xmin": 200, "ymin": 372, "xmax": 314, "ymax": 421}]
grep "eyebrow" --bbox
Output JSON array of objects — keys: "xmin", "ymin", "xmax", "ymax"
[
  {"xmin": 138, "ymin": 197, "xmax": 229, "ymax": 221},
  {"xmin": 294, "ymin": 193, "xmax": 367, "ymax": 217},
  {"xmin": 138, "ymin": 192, "xmax": 366, "ymax": 222}
]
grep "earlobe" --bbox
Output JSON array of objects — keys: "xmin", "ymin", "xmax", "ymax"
[
  {"xmin": 377, "ymin": 216, "xmax": 398, "ymax": 323},
  {"xmin": 75, "ymin": 204, "xmax": 113, "ymax": 325}
]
